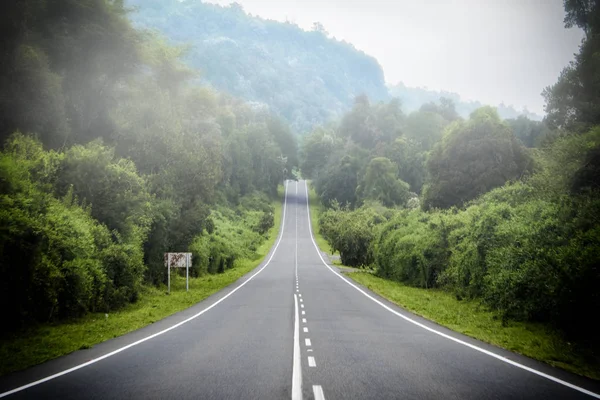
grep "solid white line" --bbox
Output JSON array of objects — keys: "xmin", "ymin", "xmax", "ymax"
[
  {"xmin": 303, "ymin": 327, "xmax": 309, "ymax": 333},
  {"xmin": 305, "ymin": 338, "xmax": 312, "ymax": 346},
  {"xmin": 292, "ymin": 294, "xmax": 302, "ymax": 400},
  {"xmin": 302, "ymin": 318, "xmax": 307, "ymax": 323},
  {"xmin": 302, "ymin": 181, "xmax": 600, "ymax": 399},
  {"xmin": 0, "ymin": 183, "xmax": 293, "ymax": 400},
  {"xmin": 308, "ymin": 357, "xmax": 316, "ymax": 367},
  {"xmin": 313, "ymin": 385, "xmax": 325, "ymax": 400}
]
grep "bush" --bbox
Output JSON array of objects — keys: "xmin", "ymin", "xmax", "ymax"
[{"xmin": 319, "ymin": 204, "xmax": 388, "ymax": 267}]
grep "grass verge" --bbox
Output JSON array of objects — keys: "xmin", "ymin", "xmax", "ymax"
[
  {"xmin": 0, "ymin": 187, "xmax": 284, "ymax": 377},
  {"xmin": 306, "ymin": 188, "xmax": 599, "ymax": 381}
]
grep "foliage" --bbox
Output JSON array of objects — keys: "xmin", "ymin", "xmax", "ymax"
[
  {"xmin": 356, "ymin": 157, "xmax": 410, "ymax": 207},
  {"xmin": 542, "ymin": 0, "xmax": 600, "ymax": 132},
  {"xmin": 319, "ymin": 204, "xmax": 390, "ymax": 267},
  {"xmin": 423, "ymin": 107, "xmax": 532, "ymax": 209},
  {"xmin": 0, "ymin": 1, "xmax": 296, "ymax": 333}
]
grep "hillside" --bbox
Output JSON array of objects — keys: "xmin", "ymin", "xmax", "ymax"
[{"xmin": 127, "ymin": 0, "xmax": 389, "ymax": 133}]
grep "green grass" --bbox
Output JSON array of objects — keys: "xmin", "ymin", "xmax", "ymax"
[
  {"xmin": 0, "ymin": 187, "xmax": 284, "ymax": 377},
  {"xmin": 306, "ymin": 190, "xmax": 600, "ymax": 381}
]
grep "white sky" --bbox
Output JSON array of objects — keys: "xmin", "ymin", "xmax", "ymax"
[{"xmin": 207, "ymin": 0, "xmax": 584, "ymax": 115}]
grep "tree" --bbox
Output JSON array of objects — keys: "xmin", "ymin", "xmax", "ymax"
[
  {"xmin": 423, "ymin": 107, "xmax": 532, "ymax": 209},
  {"xmin": 299, "ymin": 127, "xmax": 339, "ymax": 179},
  {"xmin": 505, "ymin": 115, "xmax": 551, "ymax": 147},
  {"xmin": 405, "ymin": 110, "xmax": 446, "ymax": 151},
  {"xmin": 542, "ymin": 0, "xmax": 600, "ymax": 132},
  {"xmin": 356, "ymin": 157, "xmax": 410, "ymax": 207}
]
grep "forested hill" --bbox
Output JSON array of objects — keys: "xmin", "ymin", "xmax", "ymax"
[
  {"xmin": 126, "ymin": 0, "xmax": 389, "ymax": 133},
  {"xmin": 388, "ymin": 82, "xmax": 543, "ymax": 121}
]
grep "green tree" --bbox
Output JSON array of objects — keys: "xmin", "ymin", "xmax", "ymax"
[
  {"xmin": 356, "ymin": 157, "xmax": 410, "ymax": 207},
  {"xmin": 542, "ymin": 0, "xmax": 600, "ymax": 131},
  {"xmin": 423, "ymin": 107, "xmax": 532, "ymax": 209}
]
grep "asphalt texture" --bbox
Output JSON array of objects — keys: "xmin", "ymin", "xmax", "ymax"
[{"xmin": 1, "ymin": 180, "xmax": 599, "ymax": 399}]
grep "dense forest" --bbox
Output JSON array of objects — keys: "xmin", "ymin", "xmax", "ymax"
[
  {"xmin": 0, "ymin": 0, "xmax": 297, "ymax": 331},
  {"xmin": 306, "ymin": 0, "xmax": 599, "ymax": 356}
]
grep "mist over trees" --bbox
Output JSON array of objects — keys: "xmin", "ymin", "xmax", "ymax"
[
  {"xmin": 0, "ymin": 0, "xmax": 297, "ymax": 330},
  {"xmin": 307, "ymin": 0, "xmax": 600, "ymax": 355},
  {"xmin": 125, "ymin": 0, "xmax": 389, "ymax": 133},
  {"xmin": 125, "ymin": 0, "xmax": 540, "ymax": 134}
]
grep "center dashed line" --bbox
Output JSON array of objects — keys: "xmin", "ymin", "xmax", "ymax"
[{"xmin": 308, "ymin": 357, "xmax": 316, "ymax": 367}]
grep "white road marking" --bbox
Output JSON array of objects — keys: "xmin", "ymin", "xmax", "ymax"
[
  {"xmin": 0, "ymin": 182, "xmax": 294, "ymax": 400},
  {"xmin": 313, "ymin": 385, "xmax": 326, "ymax": 400},
  {"xmin": 308, "ymin": 357, "xmax": 316, "ymax": 367},
  {"xmin": 300, "ymin": 299, "xmax": 303, "ymax": 303},
  {"xmin": 302, "ymin": 318, "xmax": 307, "ymax": 323},
  {"xmin": 292, "ymin": 181, "xmax": 302, "ymax": 400},
  {"xmin": 303, "ymin": 181, "xmax": 600, "ymax": 400},
  {"xmin": 307, "ymin": 349, "xmax": 313, "ymax": 352},
  {"xmin": 303, "ymin": 327, "xmax": 309, "ymax": 333},
  {"xmin": 302, "ymin": 311, "xmax": 305, "ymax": 315},
  {"xmin": 292, "ymin": 294, "xmax": 302, "ymax": 400},
  {"xmin": 305, "ymin": 338, "xmax": 312, "ymax": 346},
  {"xmin": 301, "ymin": 304, "xmax": 304, "ymax": 308},
  {"xmin": 299, "ymin": 294, "xmax": 302, "ymax": 298}
]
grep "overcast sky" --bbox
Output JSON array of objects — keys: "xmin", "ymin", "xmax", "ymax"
[{"xmin": 207, "ymin": 0, "xmax": 584, "ymax": 115}]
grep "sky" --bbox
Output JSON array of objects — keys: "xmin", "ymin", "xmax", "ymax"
[{"xmin": 207, "ymin": 0, "xmax": 584, "ymax": 115}]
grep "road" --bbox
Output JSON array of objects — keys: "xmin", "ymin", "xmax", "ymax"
[{"xmin": 1, "ymin": 180, "xmax": 599, "ymax": 399}]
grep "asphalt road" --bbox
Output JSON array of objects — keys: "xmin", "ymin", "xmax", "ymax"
[{"xmin": 1, "ymin": 180, "xmax": 599, "ymax": 399}]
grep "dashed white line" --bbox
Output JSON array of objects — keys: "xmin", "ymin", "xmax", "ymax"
[
  {"xmin": 308, "ymin": 357, "xmax": 316, "ymax": 367},
  {"xmin": 300, "ymin": 299, "xmax": 303, "ymax": 303},
  {"xmin": 305, "ymin": 338, "xmax": 312, "ymax": 346},
  {"xmin": 0, "ymin": 182, "xmax": 293, "ymax": 400},
  {"xmin": 307, "ymin": 349, "xmax": 313, "ymax": 352},
  {"xmin": 302, "ymin": 318, "xmax": 307, "ymax": 323},
  {"xmin": 313, "ymin": 385, "xmax": 326, "ymax": 400},
  {"xmin": 292, "ymin": 294, "xmax": 302, "ymax": 400},
  {"xmin": 299, "ymin": 294, "xmax": 302, "ymax": 298},
  {"xmin": 302, "ymin": 181, "xmax": 600, "ymax": 400},
  {"xmin": 302, "ymin": 311, "xmax": 305, "ymax": 315},
  {"xmin": 303, "ymin": 327, "xmax": 308, "ymax": 333}
]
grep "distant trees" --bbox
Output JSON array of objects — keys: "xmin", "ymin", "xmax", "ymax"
[
  {"xmin": 126, "ymin": 0, "xmax": 389, "ymax": 133},
  {"xmin": 423, "ymin": 107, "xmax": 531, "ymax": 209}
]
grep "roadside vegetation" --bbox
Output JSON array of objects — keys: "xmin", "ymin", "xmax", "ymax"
[
  {"xmin": 0, "ymin": 1, "xmax": 296, "ymax": 375},
  {"xmin": 303, "ymin": 0, "xmax": 600, "ymax": 380},
  {"xmin": 0, "ymin": 189, "xmax": 284, "ymax": 377}
]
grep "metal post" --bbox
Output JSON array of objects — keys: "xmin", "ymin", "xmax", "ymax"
[
  {"xmin": 186, "ymin": 253, "xmax": 189, "ymax": 292},
  {"xmin": 168, "ymin": 255, "xmax": 171, "ymax": 294}
]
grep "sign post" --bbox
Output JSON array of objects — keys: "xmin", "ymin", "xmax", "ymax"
[{"xmin": 165, "ymin": 253, "xmax": 192, "ymax": 294}]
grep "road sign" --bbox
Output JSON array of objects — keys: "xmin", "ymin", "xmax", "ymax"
[{"xmin": 165, "ymin": 253, "xmax": 192, "ymax": 293}]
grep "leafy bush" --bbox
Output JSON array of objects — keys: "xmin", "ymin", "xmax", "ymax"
[{"xmin": 319, "ymin": 204, "xmax": 388, "ymax": 267}]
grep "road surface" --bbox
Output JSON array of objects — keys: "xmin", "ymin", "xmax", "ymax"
[{"xmin": 1, "ymin": 180, "xmax": 599, "ymax": 399}]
